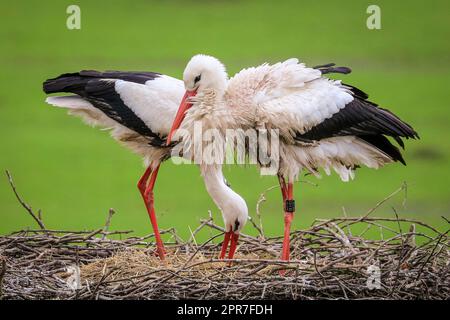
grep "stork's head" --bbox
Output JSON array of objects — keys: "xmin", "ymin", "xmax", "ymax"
[
  {"xmin": 218, "ymin": 184, "xmax": 248, "ymax": 259},
  {"xmin": 166, "ymin": 54, "xmax": 228, "ymax": 144},
  {"xmin": 183, "ymin": 54, "xmax": 228, "ymax": 94},
  {"xmin": 221, "ymin": 187, "xmax": 248, "ymax": 235}
]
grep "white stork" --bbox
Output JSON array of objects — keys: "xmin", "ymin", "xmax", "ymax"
[
  {"xmin": 43, "ymin": 70, "xmax": 248, "ymax": 260},
  {"xmin": 168, "ymin": 54, "xmax": 419, "ymax": 262}
]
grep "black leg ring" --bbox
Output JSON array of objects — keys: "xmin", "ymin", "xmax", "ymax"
[{"xmin": 285, "ymin": 199, "xmax": 295, "ymax": 212}]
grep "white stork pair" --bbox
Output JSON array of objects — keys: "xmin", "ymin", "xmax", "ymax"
[{"xmin": 43, "ymin": 54, "xmax": 418, "ymax": 262}]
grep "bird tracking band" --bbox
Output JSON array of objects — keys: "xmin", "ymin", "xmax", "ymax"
[{"xmin": 285, "ymin": 200, "xmax": 295, "ymax": 212}]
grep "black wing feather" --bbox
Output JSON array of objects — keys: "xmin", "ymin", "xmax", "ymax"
[
  {"xmin": 295, "ymin": 87, "xmax": 419, "ymax": 164},
  {"xmin": 43, "ymin": 71, "xmax": 166, "ymax": 146},
  {"xmin": 43, "ymin": 70, "xmax": 160, "ymax": 94}
]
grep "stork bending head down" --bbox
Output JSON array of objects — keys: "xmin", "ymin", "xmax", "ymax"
[
  {"xmin": 166, "ymin": 55, "xmax": 247, "ymax": 258},
  {"xmin": 43, "ymin": 53, "xmax": 418, "ymax": 265},
  {"xmin": 167, "ymin": 54, "xmax": 418, "ymax": 264}
]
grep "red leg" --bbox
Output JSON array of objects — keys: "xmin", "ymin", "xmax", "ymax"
[
  {"xmin": 220, "ymin": 231, "xmax": 232, "ymax": 259},
  {"xmin": 228, "ymin": 233, "xmax": 239, "ymax": 259},
  {"xmin": 278, "ymin": 175, "xmax": 288, "ymax": 211},
  {"xmin": 137, "ymin": 162, "xmax": 165, "ymax": 260},
  {"xmin": 219, "ymin": 231, "xmax": 240, "ymax": 260},
  {"xmin": 137, "ymin": 166, "xmax": 153, "ymax": 194},
  {"xmin": 281, "ymin": 182, "xmax": 295, "ymax": 262},
  {"xmin": 278, "ymin": 175, "xmax": 296, "ymax": 264}
]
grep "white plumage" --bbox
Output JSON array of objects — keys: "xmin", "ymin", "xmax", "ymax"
[
  {"xmin": 43, "ymin": 55, "xmax": 418, "ymax": 263},
  {"xmin": 172, "ymin": 54, "xmax": 418, "ymax": 263},
  {"xmin": 46, "ymin": 75, "xmax": 185, "ymax": 165},
  {"xmin": 178, "ymin": 56, "xmax": 403, "ymax": 182},
  {"xmin": 43, "ymin": 69, "xmax": 248, "ymax": 261},
  {"xmin": 114, "ymin": 76, "xmax": 184, "ymax": 137}
]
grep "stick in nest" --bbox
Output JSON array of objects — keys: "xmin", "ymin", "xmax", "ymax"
[{"xmin": 5, "ymin": 170, "xmax": 46, "ymax": 230}]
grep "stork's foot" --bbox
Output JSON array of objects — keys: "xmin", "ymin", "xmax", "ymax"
[{"xmin": 219, "ymin": 231, "xmax": 240, "ymax": 261}]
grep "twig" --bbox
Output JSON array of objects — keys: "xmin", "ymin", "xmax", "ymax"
[
  {"xmin": 360, "ymin": 182, "xmax": 408, "ymax": 221},
  {"xmin": 255, "ymin": 185, "xmax": 279, "ymax": 239},
  {"xmin": 5, "ymin": 170, "xmax": 46, "ymax": 230},
  {"xmin": 102, "ymin": 208, "xmax": 115, "ymax": 240},
  {"xmin": 415, "ymin": 228, "xmax": 449, "ymax": 280}
]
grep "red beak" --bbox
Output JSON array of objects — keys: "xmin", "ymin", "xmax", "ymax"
[{"xmin": 166, "ymin": 90, "xmax": 197, "ymax": 145}]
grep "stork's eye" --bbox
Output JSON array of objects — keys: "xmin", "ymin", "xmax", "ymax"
[{"xmin": 194, "ymin": 75, "xmax": 201, "ymax": 83}]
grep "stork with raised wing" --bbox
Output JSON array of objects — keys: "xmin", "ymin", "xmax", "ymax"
[
  {"xmin": 43, "ymin": 70, "xmax": 248, "ymax": 260},
  {"xmin": 169, "ymin": 54, "xmax": 419, "ymax": 262}
]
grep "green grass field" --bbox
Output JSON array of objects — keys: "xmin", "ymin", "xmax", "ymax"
[{"xmin": 1, "ymin": 0, "xmax": 449, "ymax": 240}]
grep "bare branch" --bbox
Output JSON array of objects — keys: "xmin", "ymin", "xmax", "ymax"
[
  {"xmin": 101, "ymin": 208, "xmax": 116, "ymax": 240},
  {"xmin": 5, "ymin": 170, "xmax": 46, "ymax": 230}
]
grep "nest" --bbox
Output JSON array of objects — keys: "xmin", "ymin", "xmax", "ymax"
[
  {"xmin": 0, "ymin": 171, "xmax": 449, "ymax": 300},
  {"xmin": 1, "ymin": 214, "xmax": 449, "ymax": 300}
]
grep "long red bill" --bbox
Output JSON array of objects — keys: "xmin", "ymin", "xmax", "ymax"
[{"xmin": 166, "ymin": 90, "xmax": 197, "ymax": 145}]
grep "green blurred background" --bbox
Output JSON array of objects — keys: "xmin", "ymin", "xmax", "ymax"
[{"xmin": 1, "ymin": 0, "xmax": 449, "ymax": 240}]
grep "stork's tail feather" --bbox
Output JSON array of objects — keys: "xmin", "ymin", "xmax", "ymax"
[
  {"xmin": 45, "ymin": 95, "xmax": 93, "ymax": 109},
  {"xmin": 313, "ymin": 63, "xmax": 352, "ymax": 75},
  {"xmin": 43, "ymin": 73, "xmax": 90, "ymax": 95},
  {"xmin": 43, "ymin": 73, "xmax": 109, "ymax": 127},
  {"xmin": 358, "ymin": 135, "xmax": 406, "ymax": 165},
  {"xmin": 43, "ymin": 70, "xmax": 160, "ymax": 95}
]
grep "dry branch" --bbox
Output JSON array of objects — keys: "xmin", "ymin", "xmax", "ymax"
[{"xmin": 5, "ymin": 170, "xmax": 46, "ymax": 230}]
